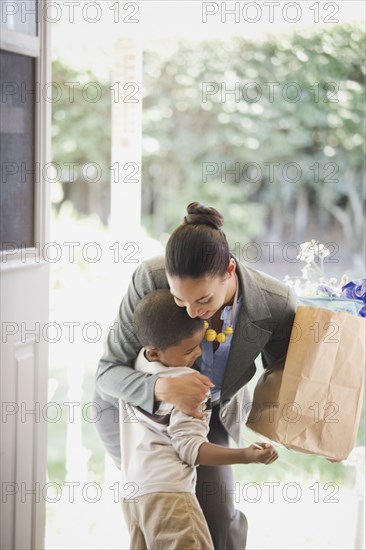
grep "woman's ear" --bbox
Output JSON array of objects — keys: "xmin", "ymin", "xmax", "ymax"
[{"xmin": 227, "ymin": 257, "xmax": 236, "ymax": 276}]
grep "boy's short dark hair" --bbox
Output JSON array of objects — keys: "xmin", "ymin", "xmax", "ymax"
[{"xmin": 133, "ymin": 289, "xmax": 204, "ymax": 350}]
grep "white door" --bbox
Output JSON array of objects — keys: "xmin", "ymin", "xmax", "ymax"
[{"xmin": 0, "ymin": 2, "xmax": 50, "ymax": 549}]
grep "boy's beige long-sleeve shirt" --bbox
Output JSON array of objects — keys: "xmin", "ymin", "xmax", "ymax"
[{"xmin": 119, "ymin": 349, "xmax": 211, "ymax": 498}]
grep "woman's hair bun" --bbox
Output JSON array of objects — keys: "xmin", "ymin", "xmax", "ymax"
[{"xmin": 184, "ymin": 202, "xmax": 224, "ymax": 230}]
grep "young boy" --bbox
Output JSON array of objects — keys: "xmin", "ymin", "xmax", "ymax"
[{"xmin": 119, "ymin": 289, "xmax": 278, "ymax": 550}]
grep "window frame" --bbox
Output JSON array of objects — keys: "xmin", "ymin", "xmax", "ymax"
[{"xmin": 0, "ymin": 2, "xmax": 50, "ymax": 265}]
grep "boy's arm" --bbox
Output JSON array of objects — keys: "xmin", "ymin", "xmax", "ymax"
[
  {"xmin": 196, "ymin": 442, "xmax": 278, "ymax": 466},
  {"xmin": 167, "ymin": 409, "xmax": 278, "ymax": 467},
  {"xmin": 166, "ymin": 408, "xmax": 211, "ymax": 466}
]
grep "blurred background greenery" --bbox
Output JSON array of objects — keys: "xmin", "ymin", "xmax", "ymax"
[
  {"xmin": 49, "ymin": 21, "xmax": 365, "ymax": 493},
  {"xmin": 52, "ymin": 22, "xmax": 365, "ymax": 279}
]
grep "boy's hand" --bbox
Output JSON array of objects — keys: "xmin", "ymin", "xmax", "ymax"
[
  {"xmin": 154, "ymin": 373, "xmax": 213, "ymax": 419},
  {"xmin": 244, "ymin": 443, "xmax": 279, "ymax": 465}
]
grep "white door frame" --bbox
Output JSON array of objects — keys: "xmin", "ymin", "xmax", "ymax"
[{"xmin": 0, "ymin": 4, "xmax": 51, "ymax": 549}]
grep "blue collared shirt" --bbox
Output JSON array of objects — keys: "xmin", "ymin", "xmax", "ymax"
[{"xmin": 201, "ymin": 296, "xmax": 243, "ymax": 404}]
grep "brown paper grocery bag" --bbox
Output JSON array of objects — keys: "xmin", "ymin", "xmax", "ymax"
[
  {"xmin": 247, "ymin": 306, "xmax": 365, "ymax": 460},
  {"xmin": 245, "ymin": 360, "xmax": 284, "ymax": 442}
]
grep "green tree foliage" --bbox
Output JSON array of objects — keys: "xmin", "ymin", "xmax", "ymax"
[
  {"xmin": 51, "ymin": 60, "xmax": 111, "ymax": 224},
  {"xmin": 52, "ymin": 23, "xmax": 365, "ymax": 271},
  {"xmin": 142, "ymin": 22, "xmax": 365, "ymax": 268}
]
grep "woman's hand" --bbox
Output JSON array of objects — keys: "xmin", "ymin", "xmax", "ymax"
[{"xmin": 154, "ymin": 373, "xmax": 214, "ymax": 419}]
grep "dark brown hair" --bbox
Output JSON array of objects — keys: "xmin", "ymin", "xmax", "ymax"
[
  {"xmin": 134, "ymin": 289, "xmax": 203, "ymax": 350},
  {"xmin": 165, "ymin": 202, "xmax": 230, "ymax": 278}
]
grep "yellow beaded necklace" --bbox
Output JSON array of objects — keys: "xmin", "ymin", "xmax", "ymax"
[{"xmin": 203, "ymin": 274, "xmax": 239, "ymax": 343}]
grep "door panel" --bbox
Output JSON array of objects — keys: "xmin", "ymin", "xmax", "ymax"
[{"xmin": 0, "ymin": 3, "xmax": 50, "ymax": 549}]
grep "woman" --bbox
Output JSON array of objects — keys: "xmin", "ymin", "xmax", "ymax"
[{"xmin": 94, "ymin": 202, "xmax": 297, "ymax": 549}]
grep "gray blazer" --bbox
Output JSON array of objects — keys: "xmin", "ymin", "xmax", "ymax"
[{"xmin": 96, "ymin": 255, "xmax": 296, "ymax": 443}]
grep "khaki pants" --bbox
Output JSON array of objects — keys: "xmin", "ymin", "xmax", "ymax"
[
  {"xmin": 121, "ymin": 492, "xmax": 214, "ymax": 550},
  {"xmin": 96, "ymin": 396, "xmax": 248, "ymax": 548}
]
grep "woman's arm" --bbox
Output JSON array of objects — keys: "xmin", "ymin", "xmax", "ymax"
[
  {"xmin": 96, "ymin": 257, "xmax": 168, "ymax": 413},
  {"xmin": 155, "ymin": 373, "xmax": 213, "ymax": 419},
  {"xmin": 96, "ymin": 257, "xmax": 212, "ymax": 415}
]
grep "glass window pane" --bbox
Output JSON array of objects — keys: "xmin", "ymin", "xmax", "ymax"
[
  {"xmin": 0, "ymin": 1, "xmax": 38, "ymax": 37},
  {"xmin": 0, "ymin": 50, "xmax": 36, "ymax": 250}
]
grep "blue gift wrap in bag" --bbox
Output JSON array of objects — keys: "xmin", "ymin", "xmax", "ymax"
[
  {"xmin": 297, "ymin": 277, "xmax": 366, "ymax": 317},
  {"xmin": 341, "ymin": 278, "xmax": 366, "ymax": 317},
  {"xmin": 296, "ymin": 295, "xmax": 364, "ymax": 316}
]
